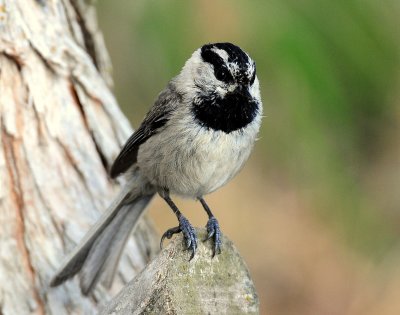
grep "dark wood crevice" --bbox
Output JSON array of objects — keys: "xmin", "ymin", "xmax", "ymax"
[
  {"xmin": 70, "ymin": 0, "xmax": 99, "ymax": 70},
  {"xmin": 73, "ymin": 77, "xmax": 124, "ymax": 150},
  {"xmin": 2, "ymin": 52, "xmax": 24, "ymax": 71},
  {"xmin": 29, "ymin": 42, "xmax": 56, "ymax": 74},
  {"xmin": 69, "ymin": 80, "xmax": 110, "ymax": 172}
]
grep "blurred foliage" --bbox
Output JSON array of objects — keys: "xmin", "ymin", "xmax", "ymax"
[{"xmin": 97, "ymin": 0, "xmax": 399, "ymax": 257}]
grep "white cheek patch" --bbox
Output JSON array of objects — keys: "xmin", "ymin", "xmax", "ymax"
[
  {"xmin": 246, "ymin": 57, "xmax": 256, "ymax": 80},
  {"xmin": 215, "ymin": 86, "xmax": 228, "ymax": 97},
  {"xmin": 212, "ymin": 48, "xmax": 229, "ymax": 62},
  {"xmin": 227, "ymin": 83, "xmax": 238, "ymax": 93},
  {"xmin": 210, "ymin": 47, "xmax": 255, "ymax": 82},
  {"xmin": 212, "ymin": 48, "xmax": 239, "ymax": 77}
]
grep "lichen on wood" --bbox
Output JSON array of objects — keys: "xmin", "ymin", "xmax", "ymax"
[{"xmin": 102, "ymin": 229, "xmax": 259, "ymax": 315}]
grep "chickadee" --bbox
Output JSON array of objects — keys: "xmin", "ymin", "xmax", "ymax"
[{"xmin": 50, "ymin": 42, "xmax": 262, "ymax": 294}]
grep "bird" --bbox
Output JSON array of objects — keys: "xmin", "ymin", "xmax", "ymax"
[{"xmin": 50, "ymin": 42, "xmax": 263, "ymax": 294}]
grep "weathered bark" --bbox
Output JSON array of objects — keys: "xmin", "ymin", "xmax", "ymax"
[
  {"xmin": 0, "ymin": 0, "xmax": 159, "ymax": 314},
  {"xmin": 102, "ymin": 229, "xmax": 259, "ymax": 315}
]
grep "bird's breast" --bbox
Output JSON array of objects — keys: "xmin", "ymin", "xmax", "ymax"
[{"xmin": 137, "ymin": 113, "xmax": 260, "ymax": 198}]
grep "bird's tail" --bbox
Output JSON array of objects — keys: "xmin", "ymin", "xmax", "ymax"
[{"xmin": 50, "ymin": 174, "xmax": 154, "ymax": 294}]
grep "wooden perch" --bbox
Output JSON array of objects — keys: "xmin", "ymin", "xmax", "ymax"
[{"xmin": 101, "ymin": 229, "xmax": 259, "ymax": 315}]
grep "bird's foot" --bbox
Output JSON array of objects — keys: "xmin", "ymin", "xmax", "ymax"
[
  {"xmin": 160, "ymin": 215, "xmax": 198, "ymax": 260},
  {"xmin": 204, "ymin": 216, "xmax": 222, "ymax": 257}
]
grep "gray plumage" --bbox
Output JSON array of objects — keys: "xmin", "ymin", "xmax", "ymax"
[
  {"xmin": 50, "ymin": 42, "xmax": 262, "ymax": 294},
  {"xmin": 50, "ymin": 172, "xmax": 155, "ymax": 294}
]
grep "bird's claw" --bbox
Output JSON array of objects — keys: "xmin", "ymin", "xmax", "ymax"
[
  {"xmin": 160, "ymin": 215, "xmax": 197, "ymax": 260},
  {"xmin": 160, "ymin": 226, "xmax": 181, "ymax": 249},
  {"xmin": 204, "ymin": 216, "xmax": 222, "ymax": 257},
  {"xmin": 179, "ymin": 215, "xmax": 197, "ymax": 260}
]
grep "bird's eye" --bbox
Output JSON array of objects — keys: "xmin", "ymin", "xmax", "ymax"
[
  {"xmin": 249, "ymin": 61, "xmax": 256, "ymax": 85},
  {"xmin": 215, "ymin": 67, "xmax": 233, "ymax": 83},
  {"xmin": 249, "ymin": 71, "xmax": 256, "ymax": 85}
]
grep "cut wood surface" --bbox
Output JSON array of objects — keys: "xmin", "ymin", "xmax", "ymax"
[{"xmin": 102, "ymin": 229, "xmax": 259, "ymax": 315}]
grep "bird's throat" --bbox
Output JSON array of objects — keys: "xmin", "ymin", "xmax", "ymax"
[{"xmin": 192, "ymin": 92, "xmax": 259, "ymax": 133}]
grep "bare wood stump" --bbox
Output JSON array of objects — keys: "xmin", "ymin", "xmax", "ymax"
[{"xmin": 102, "ymin": 229, "xmax": 259, "ymax": 315}]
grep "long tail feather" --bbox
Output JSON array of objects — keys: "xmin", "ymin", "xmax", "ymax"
[
  {"xmin": 79, "ymin": 196, "xmax": 152, "ymax": 294},
  {"xmin": 50, "ymin": 175, "xmax": 153, "ymax": 291}
]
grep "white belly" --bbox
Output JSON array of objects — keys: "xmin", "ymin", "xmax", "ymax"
[{"xmin": 137, "ymin": 115, "xmax": 260, "ymax": 198}]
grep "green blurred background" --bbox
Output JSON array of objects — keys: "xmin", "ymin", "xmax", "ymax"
[{"xmin": 97, "ymin": 1, "xmax": 400, "ymax": 314}]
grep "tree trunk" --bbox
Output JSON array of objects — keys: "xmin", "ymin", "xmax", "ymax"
[{"xmin": 0, "ymin": 0, "xmax": 159, "ymax": 314}]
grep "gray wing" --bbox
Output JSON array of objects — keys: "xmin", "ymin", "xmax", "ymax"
[{"xmin": 110, "ymin": 85, "xmax": 180, "ymax": 178}]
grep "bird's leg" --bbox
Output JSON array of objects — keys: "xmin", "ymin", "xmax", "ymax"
[
  {"xmin": 199, "ymin": 197, "xmax": 222, "ymax": 257},
  {"xmin": 160, "ymin": 194, "xmax": 197, "ymax": 260}
]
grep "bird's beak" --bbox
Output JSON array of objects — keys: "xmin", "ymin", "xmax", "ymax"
[{"xmin": 234, "ymin": 85, "xmax": 252, "ymax": 100}]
